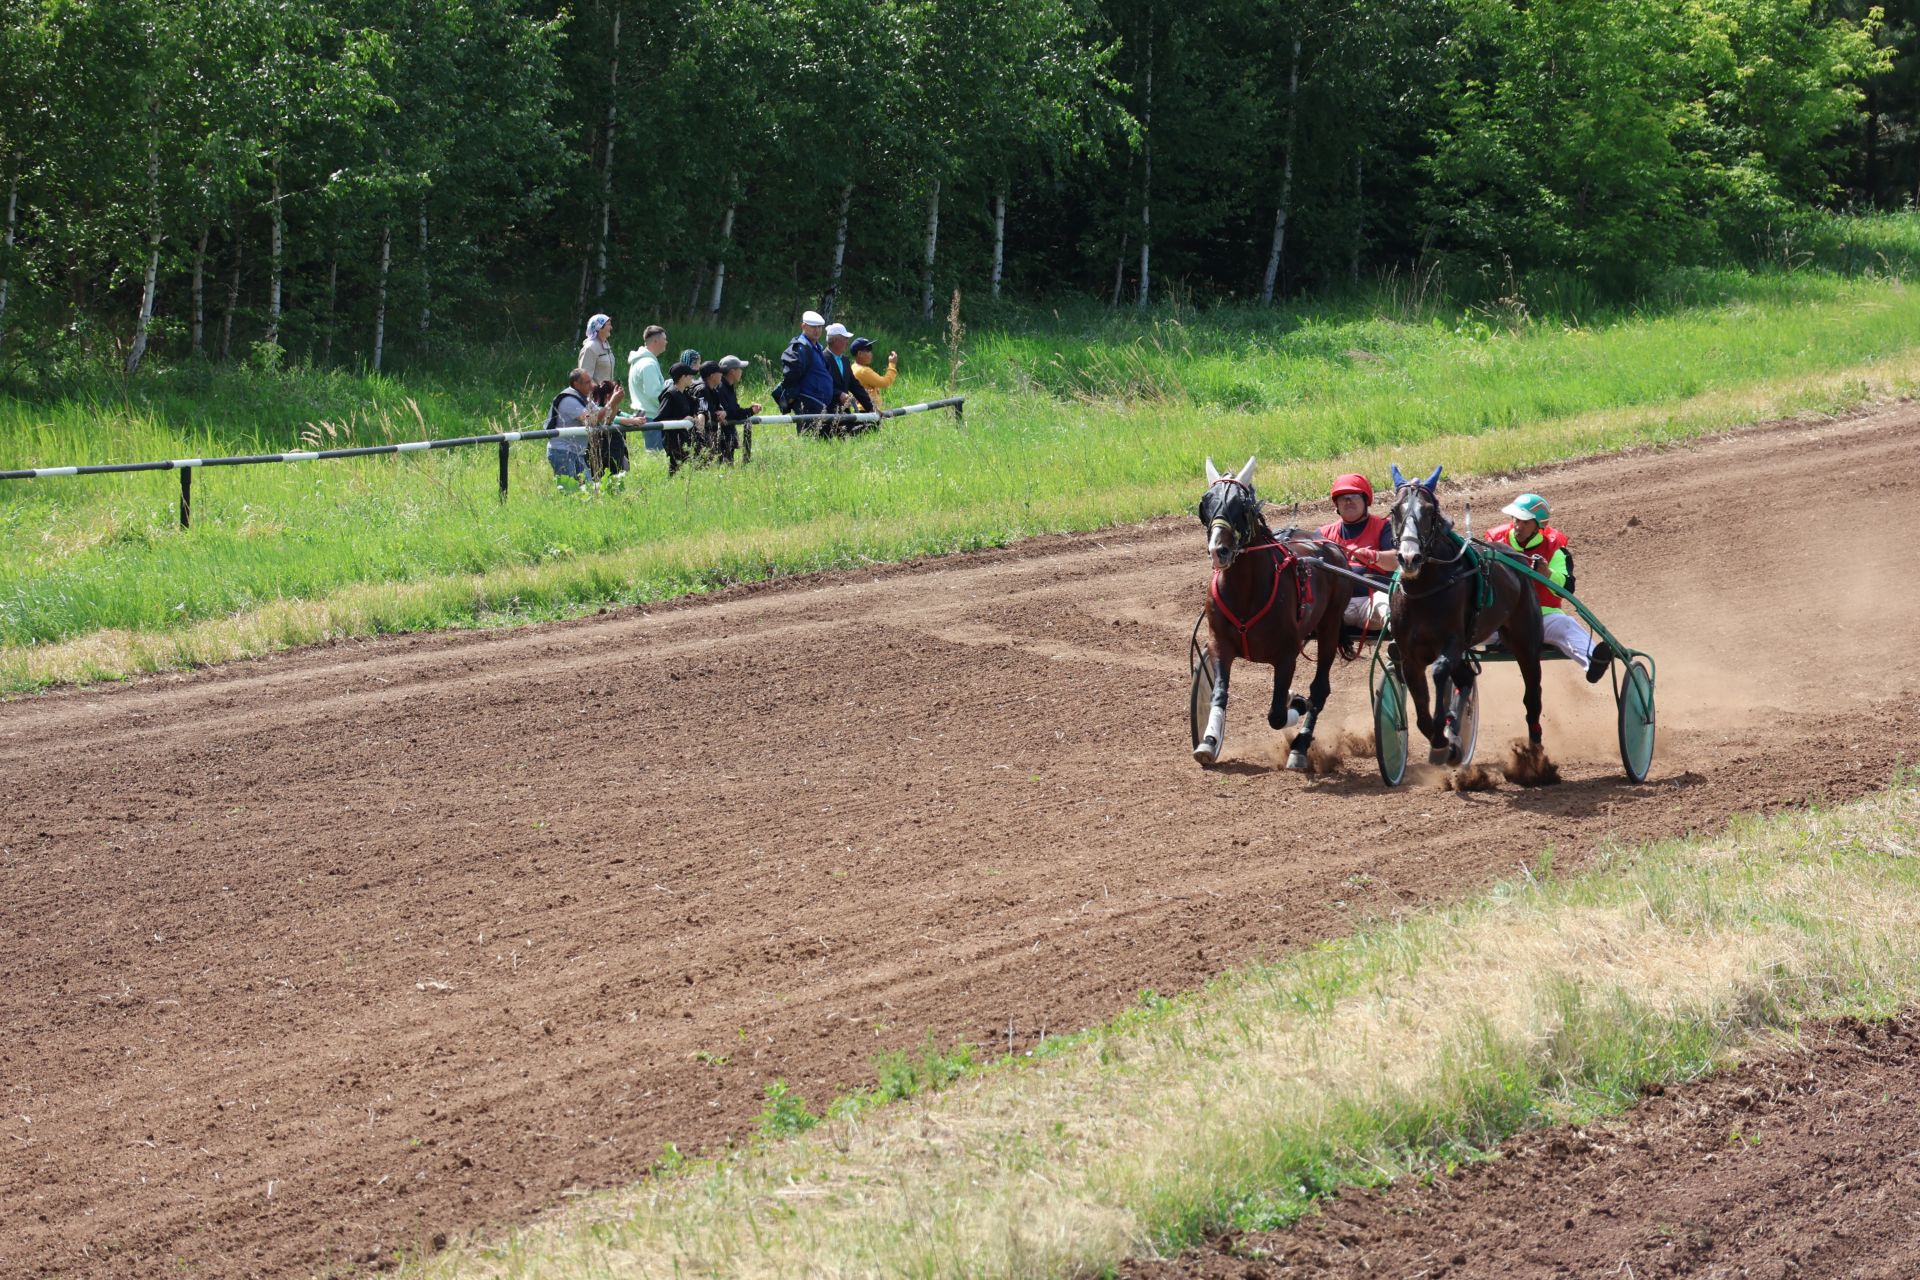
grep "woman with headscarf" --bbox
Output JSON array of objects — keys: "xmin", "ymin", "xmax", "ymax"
[{"xmin": 578, "ymin": 314, "xmax": 616, "ymax": 384}]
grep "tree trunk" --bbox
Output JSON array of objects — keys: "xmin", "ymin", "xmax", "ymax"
[
  {"xmin": 822, "ymin": 180, "xmax": 853, "ymax": 319},
  {"xmin": 595, "ymin": 4, "xmax": 620, "ymax": 297},
  {"xmin": 920, "ymin": 179, "xmax": 941, "ymax": 321},
  {"xmin": 1110, "ymin": 233, "xmax": 1127, "ymax": 308},
  {"xmin": 0, "ymin": 166, "xmax": 15, "ymax": 358},
  {"xmin": 708, "ymin": 199, "xmax": 736, "ymax": 318},
  {"xmin": 373, "ymin": 219, "xmax": 391, "ymax": 373},
  {"xmin": 1136, "ymin": 32, "xmax": 1153, "ymax": 309},
  {"xmin": 1261, "ymin": 37, "xmax": 1300, "ymax": 305},
  {"xmin": 417, "ymin": 205, "xmax": 431, "ymax": 355},
  {"xmin": 126, "ymin": 108, "xmax": 163, "ymax": 377},
  {"xmin": 1350, "ymin": 149, "xmax": 1363, "ymax": 286},
  {"xmin": 687, "ymin": 264, "xmax": 706, "ymax": 315},
  {"xmin": 191, "ymin": 224, "xmax": 208, "ymax": 358},
  {"xmin": 221, "ymin": 234, "xmax": 243, "ymax": 360},
  {"xmin": 990, "ymin": 182, "xmax": 1007, "ymax": 299},
  {"xmin": 266, "ymin": 153, "xmax": 284, "ymax": 345}
]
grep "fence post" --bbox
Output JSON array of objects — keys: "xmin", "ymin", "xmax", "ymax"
[
  {"xmin": 498, "ymin": 440, "xmax": 509, "ymax": 499},
  {"xmin": 954, "ymin": 400, "xmax": 965, "ymax": 427},
  {"xmin": 179, "ymin": 467, "xmax": 192, "ymax": 528}
]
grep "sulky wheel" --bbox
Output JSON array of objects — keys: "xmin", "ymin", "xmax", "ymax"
[
  {"xmin": 1373, "ymin": 667, "xmax": 1411, "ymax": 787},
  {"xmin": 1449, "ymin": 678, "xmax": 1482, "ymax": 770},
  {"xmin": 1616, "ymin": 656, "xmax": 1656, "ymax": 783}
]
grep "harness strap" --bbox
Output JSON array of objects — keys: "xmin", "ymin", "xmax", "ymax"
[{"xmin": 1209, "ymin": 540, "xmax": 1315, "ymax": 646}]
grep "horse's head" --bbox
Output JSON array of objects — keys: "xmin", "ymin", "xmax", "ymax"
[
  {"xmin": 1198, "ymin": 456, "xmax": 1260, "ymax": 570},
  {"xmin": 1388, "ymin": 463, "xmax": 1447, "ymax": 580}
]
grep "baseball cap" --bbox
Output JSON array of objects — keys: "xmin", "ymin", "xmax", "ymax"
[
  {"xmin": 849, "ymin": 336, "xmax": 874, "ymax": 354},
  {"xmin": 824, "ymin": 322, "xmax": 852, "ymax": 339},
  {"xmin": 801, "ymin": 310, "xmax": 826, "ymax": 327},
  {"xmin": 698, "ymin": 360, "xmax": 722, "ymax": 378},
  {"xmin": 718, "ymin": 355, "xmax": 748, "ymax": 370}
]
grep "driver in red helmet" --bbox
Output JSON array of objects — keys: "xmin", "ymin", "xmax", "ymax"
[{"xmin": 1319, "ymin": 472, "xmax": 1395, "ymax": 631}]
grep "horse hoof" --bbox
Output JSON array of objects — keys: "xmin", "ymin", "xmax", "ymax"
[
  {"xmin": 1428, "ymin": 745, "xmax": 1451, "ymax": 765},
  {"xmin": 1285, "ymin": 750, "xmax": 1310, "ymax": 771},
  {"xmin": 1194, "ymin": 739, "xmax": 1220, "ymax": 766}
]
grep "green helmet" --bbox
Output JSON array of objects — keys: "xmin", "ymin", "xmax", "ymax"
[{"xmin": 1501, "ymin": 492, "xmax": 1550, "ymax": 523}]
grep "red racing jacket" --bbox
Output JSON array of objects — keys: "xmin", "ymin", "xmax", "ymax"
[
  {"xmin": 1487, "ymin": 520, "xmax": 1569, "ymax": 612},
  {"xmin": 1319, "ymin": 514, "xmax": 1392, "ymax": 586}
]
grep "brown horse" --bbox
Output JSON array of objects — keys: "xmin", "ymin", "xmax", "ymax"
[
  {"xmin": 1194, "ymin": 456, "xmax": 1354, "ymax": 770},
  {"xmin": 1386, "ymin": 464, "xmax": 1546, "ymax": 763}
]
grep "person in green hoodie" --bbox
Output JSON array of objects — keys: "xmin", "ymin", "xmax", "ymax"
[{"xmin": 625, "ymin": 324, "xmax": 669, "ymax": 450}]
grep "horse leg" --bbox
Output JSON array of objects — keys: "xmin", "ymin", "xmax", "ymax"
[
  {"xmin": 1427, "ymin": 640, "xmax": 1462, "ymax": 763},
  {"xmin": 1516, "ymin": 637, "xmax": 1544, "ymax": 746},
  {"xmin": 1287, "ymin": 627, "xmax": 1342, "ymax": 772},
  {"xmin": 1195, "ymin": 649, "xmax": 1233, "ymax": 765},
  {"xmin": 1404, "ymin": 644, "xmax": 1438, "ymax": 752}
]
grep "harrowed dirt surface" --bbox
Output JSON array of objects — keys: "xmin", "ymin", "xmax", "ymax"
[
  {"xmin": 2, "ymin": 411, "xmax": 1918, "ymax": 1278},
  {"xmin": 1120, "ymin": 1013, "xmax": 1920, "ymax": 1280}
]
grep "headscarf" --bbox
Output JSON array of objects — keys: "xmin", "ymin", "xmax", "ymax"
[{"xmin": 584, "ymin": 313, "xmax": 611, "ymax": 345}]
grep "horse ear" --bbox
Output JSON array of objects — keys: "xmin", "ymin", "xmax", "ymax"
[
  {"xmin": 1425, "ymin": 464, "xmax": 1443, "ymax": 490},
  {"xmin": 1205, "ymin": 456, "xmax": 1221, "ymax": 485},
  {"xmin": 1390, "ymin": 463, "xmax": 1406, "ymax": 489},
  {"xmin": 1235, "ymin": 456, "xmax": 1257, "ymax": 487}
]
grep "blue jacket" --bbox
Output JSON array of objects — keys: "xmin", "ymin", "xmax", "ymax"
[{"xmin": 779, "ymin": 334, "xmax": 835, "ymax": 410}]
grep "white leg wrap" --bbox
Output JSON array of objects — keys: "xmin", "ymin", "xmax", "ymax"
[
  {"xmin": 1541, "ymin": 612, "xmax": 1594, "ymax": 664},
  {"xmin": 1194, "ymin": 704, "xmax": 1228, "ymax": 762}
]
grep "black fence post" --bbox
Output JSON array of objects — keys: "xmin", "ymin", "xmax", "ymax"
[
  {"xmin": 179, "ymin": 467, "xmax": 192, "ymax": 528},
  {"xmin": 954, "ymin": 401, "xmax": 965, "ymax": 428},
  {"xmin": 498, "ymin": 440, "xmax": 510, "ymax": 500}
]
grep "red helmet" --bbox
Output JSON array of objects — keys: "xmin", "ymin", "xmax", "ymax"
[{"xmin": 1330, "ymin": 473, "xmax": 1373, "ymax": 505}]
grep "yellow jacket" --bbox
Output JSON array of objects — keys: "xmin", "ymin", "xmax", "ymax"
[{"xmin": 853, "ymin": 355, "xmax": 897, "ymax": 409}]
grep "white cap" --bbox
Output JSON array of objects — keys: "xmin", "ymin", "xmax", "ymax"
[
  {"xmin": 824, "ymin": 322, "xmax": 852, "ymax": 339},
  {"xmin": 718, "ymin": 354, "xmax": 747, "ymax": 370},
  {"xmin": 801, "ymin": 310, "xmax": 826, "ymax": 327}
]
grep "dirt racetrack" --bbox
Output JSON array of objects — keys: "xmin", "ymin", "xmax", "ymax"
[{"xmin": 3, "ymin": 411, "xmax": 1918, "ymax": 1278}]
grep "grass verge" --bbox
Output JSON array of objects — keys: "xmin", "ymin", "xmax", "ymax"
[
  {"xmin": 6, "ymin": 256, "xmax": 1920, "ymax": 688},
  {"xmin": 5, "ymin": 343, "xmax": 1918, "ymax": 692},
  {"xmin": 403, "ymin": 776, "xmax": 1920, "ymax": 1279}
]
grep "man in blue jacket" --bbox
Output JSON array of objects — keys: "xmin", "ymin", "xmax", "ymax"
[{"xmin": 778, "ymin": 310, "xmax": 840, "ymax": 434}]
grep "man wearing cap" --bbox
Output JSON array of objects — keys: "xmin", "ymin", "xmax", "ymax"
[
  {"xmin": 778, "ymin": 310, "xmax": 838, "ymax": 433},
  {"xmin": 850, "ymin": 338, "xmax": 897, "ymax": 412},
  {"xmin": 823, "ymin": 322, "xmax": 875, "ymax": 428},
  {"xmin": 1487, "ymin": 492, "xmax": 1613, "ymax": 683},
  {"xmin": 706, "ymin": 355, "xmax": 762, "ymax": 464}
]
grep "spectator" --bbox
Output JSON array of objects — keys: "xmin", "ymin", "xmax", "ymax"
[
  {"xmin": 587, "ymin": 378, "xmax": 630, "ymax": 475},
  {"xmin": 851, "ymin": 338, "xmax": 898, "ymax": 412},
  {"xmin": 777, "ymin": 309, "xmax": 838, "ymax": 431},
  {"xmin": 578, "ymin": 314, "xmax": 616, "ymax": 384},
  {"xmin": 654, "ymin": 361, "xmax": 706, "ymax": 476},
  {"xmin": 626, "ymin": 324, "xmax": 669, "ymax": 440},
  {"xmin": 695, "ymin": 361, "xmax": 735, "ymax": 464},
  {"xmin": 824, "ymin": 322, "xmax": 876, "ymax": 431},
  {"xmin": 716, "ymin": 355, "xmax": 762, "ymax": 463},
  {"xmin": 678, "ymin": 347, "xmax": 702, "ymax": 374},
  {"xmin": 544, "ymin": 367, "xmax": 620, "ymax": 485}
]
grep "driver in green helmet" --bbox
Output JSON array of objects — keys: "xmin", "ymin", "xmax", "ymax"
[{"xmin": 1487, "ymin": 492, "xmax": 1612, "ymax": 684}]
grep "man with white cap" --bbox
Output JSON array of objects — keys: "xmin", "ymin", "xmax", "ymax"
[
  {"xmin": 778, "ymin": 309, "xmax": 838, "ymax": 433},
  {"xmin": 823, "ymin": 322, "xmax": 875, "ymax": 425},
  {"xmin": 1487, "ymin": 491, "xmax": 1613, "ymax": 683}
]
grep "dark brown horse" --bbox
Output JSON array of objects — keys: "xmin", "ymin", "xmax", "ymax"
[
  {"xmin": 1386, "ymin": 464, "xmax": 1546, "ymax": 763},
  {"xmin": 1194, "ymin": 456, "xmax": 1354, "ymax": 770}
]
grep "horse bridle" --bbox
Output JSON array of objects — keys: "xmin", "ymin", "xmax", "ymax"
[
  {"xmin": 1392, "ymin": 483, "xmax": 1471, "ymax": 570},
  {"xmin": 1205, "ymin": 475, "xmax": 1262, "ymax": 552}
]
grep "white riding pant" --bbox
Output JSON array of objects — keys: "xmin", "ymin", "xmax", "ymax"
[
  {"xmin": 1343, "ymin": 591, "xmax": 1390, "ymax": 630},
  {"xmin": 1489, "ymin": 612, "xmax": 1594, "ymax": 664}
]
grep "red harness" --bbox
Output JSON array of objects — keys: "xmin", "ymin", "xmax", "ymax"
[{"xmin": 1209, "ymin": 540, "xmax": 1313, "ymax": 650}]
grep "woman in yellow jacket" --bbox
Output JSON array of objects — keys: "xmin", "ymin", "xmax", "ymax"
[{"xmin": 849, "ymin": 337, "xmax": 897, "ymax": 411}]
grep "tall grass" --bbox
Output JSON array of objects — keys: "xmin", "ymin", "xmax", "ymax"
[
  {"xmin": 8, "ymin": 232, "xmax": 1920, "ymax": 686},
  {"xmin": 405, "ymin": 780, "xmax": 1920, "ymax": 1280}
]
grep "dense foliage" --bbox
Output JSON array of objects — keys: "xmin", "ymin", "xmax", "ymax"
[{"xmin": 0, "ymin": 0, "xmax": 1903, "ymax": 376}]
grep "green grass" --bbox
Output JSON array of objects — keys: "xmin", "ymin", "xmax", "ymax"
[
  {"xmin": 9, "ymin": 216, "xmax": 1920, "ymax": 688},
  {"xmin": 405, "ymin": 777, "xmax": 1920, "ymax": 1280}
]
